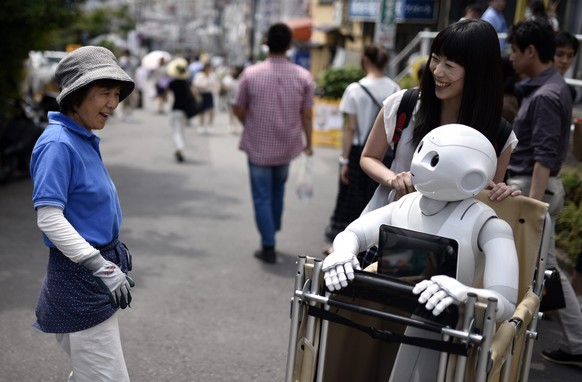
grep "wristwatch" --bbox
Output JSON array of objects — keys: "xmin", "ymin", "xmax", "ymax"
[{"xmin": 339, "ymin": 156, "xmax": 349, "ymax": 165}]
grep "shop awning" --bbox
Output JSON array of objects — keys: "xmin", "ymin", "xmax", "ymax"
[{"xmin": 284, "ymin": 18, "xmax": 312, "ymax": 42}]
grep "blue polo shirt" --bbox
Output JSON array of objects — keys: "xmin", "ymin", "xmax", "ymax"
[{"xmin": 31, "ymin": 112, "xmax": 122, "ymax": 248}]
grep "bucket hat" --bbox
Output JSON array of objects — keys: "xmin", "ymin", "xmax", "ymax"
[
  {"xmin": 55, "ymin": 46, "xmax": 135, "ymax": 106},
  {"xmin": 167, "ymin": 58, "xmax": 190, "ymax": 80}
]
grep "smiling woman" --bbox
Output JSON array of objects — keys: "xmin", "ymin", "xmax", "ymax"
[
  {"xmin": 65, "ymin": 80, "xmax": 122, "ymax": 131},
  {"xmin": 29, "ymin": 46, "xmax": 135, "ymax": 382},
  {"xmin": 360, "ymin": 19, "xmax": 519, "ymax": 209}
]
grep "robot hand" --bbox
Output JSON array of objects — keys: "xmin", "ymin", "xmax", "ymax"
[
  {"xmin": 413, "ymin": 275, "xmax": 469, "ymax": 316},
  {"xmin": 322, "ymin": 250, "xmax": 361, "ymax": 291}
]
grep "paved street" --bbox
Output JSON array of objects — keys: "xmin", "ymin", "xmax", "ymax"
[{"xmin": 1, "ymin": 103, "xmax": 580, "ymax": 381}]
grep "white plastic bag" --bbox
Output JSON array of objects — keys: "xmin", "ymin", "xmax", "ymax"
[{"xmin": 296, "ymin": 154, "xmax": 314, "ymax": 203}]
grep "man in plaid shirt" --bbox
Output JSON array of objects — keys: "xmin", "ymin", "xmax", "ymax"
[{"xmin": 234, "ymin": 22, "xmax": 314, "ymax": 263}]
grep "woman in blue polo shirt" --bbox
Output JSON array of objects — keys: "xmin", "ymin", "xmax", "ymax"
[{"xmin": 30, "ymin": 46, "xmax": 135, "ymax": 381}]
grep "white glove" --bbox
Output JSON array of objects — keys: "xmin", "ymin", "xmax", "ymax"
[
  {"xmin": 412, "ymin": 275, "xmax": 469, "ymax": 316},
  {"xmin": 322, "ymin": 250, "xmax": 361, "ymax": 291},
  {"xmin": 83, "ymin": 252, "xmax": 133, "ymax": 309}
]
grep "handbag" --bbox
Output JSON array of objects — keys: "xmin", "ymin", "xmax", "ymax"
[
  {"xmin": 185, "ymin": 93, "xmax": 204, "ymax": 119},
  {"xmin": 183, "ymin": 83, "xmax": 204, "ymax": 119},
  {"xmin": 540, "ymin": 267, "xmax": 566, "ymax": 312}
]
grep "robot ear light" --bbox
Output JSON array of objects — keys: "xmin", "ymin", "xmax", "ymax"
[
  {"xmin": 461, "ymin": 170, "xmax": 488, "ymax": 195},
  {"xmin": 411, "ymin": 124, "xmax": 497, "ymax": 201}
]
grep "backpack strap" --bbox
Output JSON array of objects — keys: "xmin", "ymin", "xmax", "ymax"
[
  {"xmin": 393, "ymin": 88, "xmax": 420, "ymax": 154},
  {"xmin": 357, "ymin": 82, "xmax": 383, "ymax": 146},
  {"xmin": 358, "ymin": 82, "xmax": 382, "ymax": 109},
  {"xmin": 494, "ymin": 118, "xmax": 512, "ymax": 157}
]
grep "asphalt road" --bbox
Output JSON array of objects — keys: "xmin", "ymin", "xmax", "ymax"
[{"xmin": 1, "ymin": 103, "xmax": 580, "ymax": 381}]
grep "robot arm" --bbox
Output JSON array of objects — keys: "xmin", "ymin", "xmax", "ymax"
[
  {"xmin": 477, "ymin": 217, "xmax": 519, "ymax": 320},
  {"xmin": 413, "ymin": 218, "xmax": 518, "ymax": 321},
  {"xmin": 322, "ymin": 205, "xmax": 392, "ymax": 291}
]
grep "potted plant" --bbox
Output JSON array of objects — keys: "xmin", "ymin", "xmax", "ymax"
[{"xmin": 313, "ymin": 65, "xmax": 364, "ymax": 147}]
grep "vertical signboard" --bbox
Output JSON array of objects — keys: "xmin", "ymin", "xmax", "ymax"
[
  {"xmin": 375, "ymin": 0, "xmax": 397, "ymax": 49},
  {"xmin": 395, "ymin": 0, "xmax": 437, "ymax": 23},
  {"xmin": 348, "ymin": 0, "xmax": 379, "ymax": 21}
]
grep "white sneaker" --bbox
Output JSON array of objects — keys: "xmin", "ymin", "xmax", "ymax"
[{"xmin": 205, "ymin": 126, "xmax": 214, "ymax": 135}]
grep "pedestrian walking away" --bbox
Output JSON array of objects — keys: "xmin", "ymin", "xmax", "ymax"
[
  {"xmin": 234, "ymin": 22, "xmax": 314, "ymax": 264},
  {"xmin": 29, "ymin": 46, "xmax": 135, "ymax": 381},
  {"xmin": 223, "ymin": 65, "xmax": 244, "ymax": 134},
  {"xmin": 194, "ymin": 62, "xmax": 219, "ymax": 134},
  {"xmin": 153, "ymin": 56, "xmax": 170, "ymax": 114},
  {"xmin": 323, "ymin": 43, "xmax": 400, "ymax": 253},
  {"xmin": 166, "ymin": 57, "xmax": 199, "ymax": 163}
]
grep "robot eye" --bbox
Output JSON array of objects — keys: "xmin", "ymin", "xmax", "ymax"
[
  {"xmin": 430, "ymin": 154, "xmax": 439, "ymax": 167},
  {"xmin": 417, "ymin": 142, "xmax": 424, "ymax": 153}
]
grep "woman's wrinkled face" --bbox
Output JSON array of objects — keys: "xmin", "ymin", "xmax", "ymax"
[
  {"xmin": 429, "ymin": 54, "xmax": 465, "ymax": 102},
  {"xmin": 72, "ymin": 84, "xmax": 121, "ymax": 131},
  {"xmin": 554, "ymin": 46, "xmax": 576, "ymax": 76}
]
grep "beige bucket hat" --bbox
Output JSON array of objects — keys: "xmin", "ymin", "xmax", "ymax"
[{"xmin": 167, "ymin": 57, "xmax": 190, "ymax": 80}]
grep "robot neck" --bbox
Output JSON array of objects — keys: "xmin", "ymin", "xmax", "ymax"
[{"xmin": 419, "ymin": 196, "xmax": 449, "ymax": 216}]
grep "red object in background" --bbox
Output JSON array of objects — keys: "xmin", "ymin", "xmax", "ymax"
[{"xmin": 284, "ymin": 18, "xmax": 312, "ymax": 42}]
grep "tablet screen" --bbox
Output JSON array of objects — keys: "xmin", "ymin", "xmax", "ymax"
[{"xmin": 377, "ymin": 225, "xmax": 458, "ymax": 283}]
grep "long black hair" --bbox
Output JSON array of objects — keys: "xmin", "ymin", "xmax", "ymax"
[{"xmin": 413, "ymin": 19, "xmax": 503, "ymax": 148}]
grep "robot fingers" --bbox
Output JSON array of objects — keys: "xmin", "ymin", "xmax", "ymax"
[
  {"xmin": 425, "ymin": 289, "xmax": 449, "ymax": 310},
  {"xmin": 323, "ymin": 264, "xmax": 353, "ymax": 291},
  {"xmin": 417, "ymin": 281, "xmax": 441, "ymax": 304},
  {"xmin": 336, "ymin": 264, "xmax": 349, "ymax": 288},
  {"xmin": 412, "ymin": 279, "xmax": 432, "ymax": 295},
  {"xmin": 432, "ymin": 297, "xmax": 456, "ymax": 316},
  {"xmin": 324, "ymin": 267, "xmax": 340, "ymax": 291}
]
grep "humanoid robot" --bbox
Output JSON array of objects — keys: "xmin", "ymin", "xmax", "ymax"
[{"xmin": 322, "ymin": 124, "xmax": 519, "ymax": 380}]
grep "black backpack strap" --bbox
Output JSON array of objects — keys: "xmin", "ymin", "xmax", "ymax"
[
  {"xmin": 358, "ymin": 82, "xmax": 383, "ymax": 109},
  {"xmin": 393, "ymin": 88, "xmax": 419, "ymax": 154},
  {"xmin": 357, "ymin": 82, "xmax": 383, "ymax": 146},
  {"xmin": 494, "ymin": 118, "xmax": 512, "ymax": 157}
]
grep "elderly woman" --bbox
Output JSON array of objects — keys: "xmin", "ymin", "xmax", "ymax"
[{"xmin": 30, "ymin": 46, "xmax": 135, "ymax": 381}]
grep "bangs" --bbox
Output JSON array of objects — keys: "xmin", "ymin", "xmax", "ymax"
[
  {"xmin": 431, "ymin": 25, "xmax": 471, "ymax": 66},
  {"xmin": 431, "ymin": 20, "xmax": 500, "ymax": 68}
]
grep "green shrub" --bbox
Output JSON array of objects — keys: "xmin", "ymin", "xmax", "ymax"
[
  {"xmin": 316, "ymin": 65, "xmax": 365, "ymax": 99},
  {"xmin": 556, "ymin": 166, "xmax": 582, "ymax": 262}
]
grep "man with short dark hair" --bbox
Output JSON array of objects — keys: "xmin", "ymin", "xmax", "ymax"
[
  {"xmin": 507, "ymin": 19, "xmax": 582, "ymax": 368},
  {"xmin": 460, "ymin": 3, "xmax": 483, "ymax": 20},
  {"xmin": 234, "ymin": 23, "xmax": 314, "ymax": 263}
]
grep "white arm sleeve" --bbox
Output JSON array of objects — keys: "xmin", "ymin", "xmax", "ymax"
[
  {"xmin": 477, "ymin": 218, "xmax": 519, "ymax": 321},
  {"xmin": 36, "ymin": 206, "xmax": 99, "ymax": 263}
]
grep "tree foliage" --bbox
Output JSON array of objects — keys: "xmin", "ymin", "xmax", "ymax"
[
  {"xmin": 0, "ymin": 0, "xmax": 83, "ymax": 118},
  {"xmin": 0, "ymin": 1, "xmax": 135, "ymax": 119}
]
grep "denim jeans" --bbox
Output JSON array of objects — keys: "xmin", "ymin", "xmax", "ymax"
[{"xmin": 248, "ymin": 161, "xmax": 289, "ymax": 247}]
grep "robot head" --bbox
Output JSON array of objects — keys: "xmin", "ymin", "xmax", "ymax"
[{"xmin": 411, "ymin": 124, "xmax": 497, "ymax": 201}]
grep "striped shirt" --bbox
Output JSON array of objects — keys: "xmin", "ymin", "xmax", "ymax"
[{"xmin": 236, "ymin": 56, "xmax": 314, "ymax": 166}]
